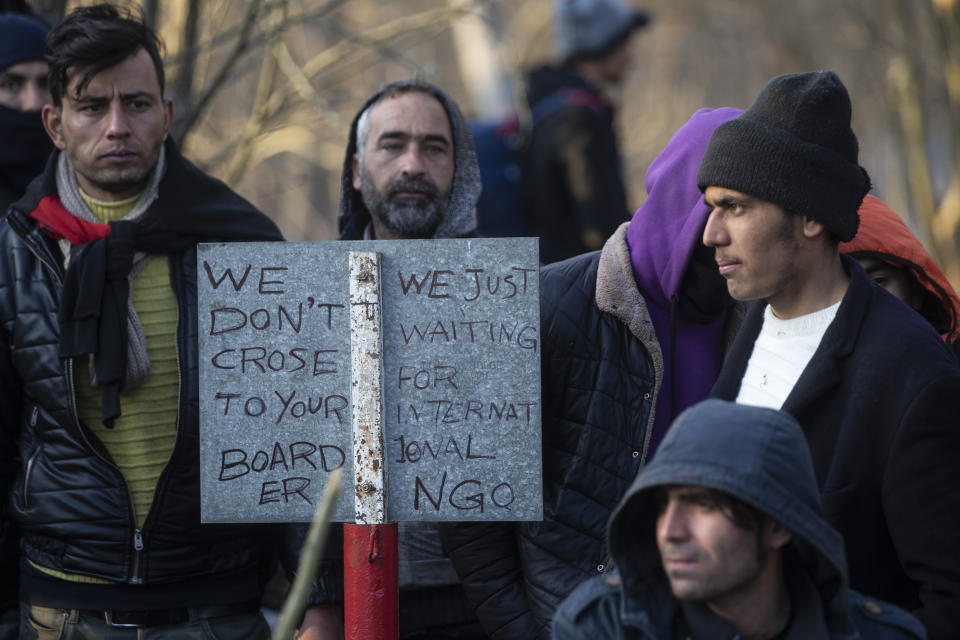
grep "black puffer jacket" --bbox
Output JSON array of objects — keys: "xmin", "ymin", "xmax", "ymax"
[
  {"xmin": 0, "ymin": 142, "xmax": 320, "ymax": 605},
  {"xmin": 441, "ymin": 225, "xmax": 661, "ymax": 639}
]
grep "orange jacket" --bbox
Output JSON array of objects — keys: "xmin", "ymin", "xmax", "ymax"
[{"xmin": 840, "ymin": 194, "xmax": 960, "ymax": 343}]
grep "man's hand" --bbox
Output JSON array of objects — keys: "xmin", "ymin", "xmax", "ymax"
[{"xmin": 295, "ymin": 604, "xmax": 344, "ymax": 640}]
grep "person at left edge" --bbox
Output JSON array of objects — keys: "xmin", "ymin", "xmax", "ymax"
[
  {"xmin": 0, "ymin": 12, "xmax": 54, "ymax": 639},
  {"xmin": 0, "ymin": 12, "xmax": 52, "ymax": 211},
  {"xmin": 0, "ymin": 5, "xmax": 335, "ymax": 639}
]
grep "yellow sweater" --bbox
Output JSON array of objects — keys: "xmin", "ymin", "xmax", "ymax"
[{"xmin": 34, "ymin": 191, "xmax": 180, "ymax": 584}]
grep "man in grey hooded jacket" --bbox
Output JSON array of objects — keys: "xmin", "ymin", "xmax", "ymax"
[
  {"xmin": 337, "ymin": 78, "xmax": 480, "ymax": 242},
  {"xmin": 330, "ymin": 78, "xmax": 484, "ymax": 639},
  {"xmin": 553, "ymin": 400, "xmax": 925, "ymax": 639}
]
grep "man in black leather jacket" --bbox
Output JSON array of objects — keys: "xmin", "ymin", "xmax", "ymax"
[{"xmin": 0, "ymin": 5, "xmax": 334, "ymax": 638}]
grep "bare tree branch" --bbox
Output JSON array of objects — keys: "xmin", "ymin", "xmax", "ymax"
[
  {"xmin": 24, "ymin": 0, "xmax": 66, "ymax": 24},
  {"xmin": 165, "ymin": 0, "xmax": 348, "ymax": 73},
  {"xmin": 173, "ymin": 0, "xmax": 265, "ymax": 143},
  {"xmin": 211, "ymin": 1, "xmax": 474, "ymax": 181},
  {"xmin": 169, "ymin": 0, "xmax": 201, "ymax": 136},
  {"xmin": 143, "ymin": 0, "xmax": 159, "ymax": 28}
]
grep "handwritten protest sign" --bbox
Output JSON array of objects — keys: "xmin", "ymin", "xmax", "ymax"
[{"xmin": 198, "ymin": 238, "xmax": 542, "ymax": 523}]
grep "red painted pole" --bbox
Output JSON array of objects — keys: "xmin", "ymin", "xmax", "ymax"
[{"xmin": 343, "ymin": 523, "xmax": 399, "ymax": 640}]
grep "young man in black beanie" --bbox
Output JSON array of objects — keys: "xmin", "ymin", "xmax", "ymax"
[{"xmin": 697, "ymin": 69, "xmax": 960, "ymax": 639}]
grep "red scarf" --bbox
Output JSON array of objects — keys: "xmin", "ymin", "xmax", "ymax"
[{"xmin": 30, "ymin": 195, "xmax": 111, "ymax": 245}]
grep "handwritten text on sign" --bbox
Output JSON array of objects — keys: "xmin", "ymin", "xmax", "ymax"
[{"xmin": 198, "ymin": 239, "xmax": 542, "ymax": 523}]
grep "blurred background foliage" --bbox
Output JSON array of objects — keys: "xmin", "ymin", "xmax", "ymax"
[{"xmin": 12, "ymin": 0, "xmax": 960, "ymax": 286}]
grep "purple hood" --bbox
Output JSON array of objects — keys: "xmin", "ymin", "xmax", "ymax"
[
  {"xmin": 626, "ymin": 107, "xmax": 742, "ymax": 456},
  {"xmin": 627, "ymin": 107, "xmax": 742, "ymax": 304}
]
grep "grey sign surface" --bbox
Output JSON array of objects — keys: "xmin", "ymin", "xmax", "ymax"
[{"xmin": 198, "ymin": 238, "xmax": 542, "ymax": 523}]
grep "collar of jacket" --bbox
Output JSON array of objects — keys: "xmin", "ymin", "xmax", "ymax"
[
  {"xmin": 607, "ymin": 569, "xmax": 842, "ymax": 639},
  {"xmin": 611, "ymin": 569, "xmax": 679, "ymax": 637},
  {"xmin": 595, "ymin": 221, "xmax": 663, "ymax": 462},
  {"xmin": 596, "ymin": 222, "xmax": 663, "ymax": 364},
  {"xmin": 711, "ymin": 254, "xmax": 867, "ymax": 404},
  {"xmin": 677, "ymin": 562, "xmax": 851, "ymax": 640}
]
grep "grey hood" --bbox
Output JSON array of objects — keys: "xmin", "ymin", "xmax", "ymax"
[
  {"xmin": 607, "ymin": 399, "xmax": 854, "ymax": 636},
  {"xmin": 337, "ymin": 78, "xmax": 480, "ymax": 240}
]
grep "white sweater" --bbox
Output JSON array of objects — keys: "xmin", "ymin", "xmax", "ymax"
[{"xmin": 736, "ymin": 301, "xmax": 841, "ymax": 409}]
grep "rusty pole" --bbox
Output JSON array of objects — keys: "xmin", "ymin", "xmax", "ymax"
[{"xmin": 345, "ymin": 251, "xmax": 398, "ymax": 640}]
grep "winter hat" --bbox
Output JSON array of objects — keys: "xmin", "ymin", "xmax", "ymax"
[
  {"xmin": 553, "ymin": 0, "xmax": 649, "ymax": 62},
  {"xmin": 696, "ymin": 70, "xmax": 871, "ymax": 242},
  {"xmin": 0, "ymin": 13, "xmax": 49, "ymax": 72}
]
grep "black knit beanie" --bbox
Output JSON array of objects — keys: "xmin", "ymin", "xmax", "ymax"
[
  {"xmin": 0, "ymin": 13, "xmax": 49, "ymax": 72},
  {"xmin": 696, "ymin": 70, "xmax": 870, "ymax": 242}
]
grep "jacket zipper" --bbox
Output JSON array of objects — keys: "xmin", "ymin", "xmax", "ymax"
[
  {"xmin": 22, "ymin": 407, "xmax": 40, "ymax": 507},
  {"xmin": 133, "ymin": 256, "xmax": 187, "ymax": 581},
  {"xmin": 131, "ymin": 528, "xmax": 144, "ymax": 583},
  {"xmin": 6, "ymin": 218, "xmax": 63, "ymax": 287},
  {"xmin": 14, "ymin": 218, "xmax": 146, "ymax": 584},
  {"xmin": 66, "ymin": 359, "xmax": 144, "ymax": 583}
]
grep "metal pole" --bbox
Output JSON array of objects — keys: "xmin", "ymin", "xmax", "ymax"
[
  {"xmin": 344, "ymin": 522, "xmax": 398, "ymax": 639},
  {"xmin": 344, "ymin": 251, "xmax": 398, "ymax": 640}
]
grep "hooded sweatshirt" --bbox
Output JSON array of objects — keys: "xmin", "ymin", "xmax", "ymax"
[
  {"xmin": 337, "ymin": 79, "xmax": 481, "ymax": 241},
  {"xmin": 839, "ymin": 195, "xmax": 960, "ymax": 345},
  {"xmin": 334, "ymin": 81, "xmax": 483, "ymax": 617},
  {"xmin": 625, "ymin": 108, "xmax": 742, "ymax": 457},
  {"xmin": 553, "ymin": 399, "xmax": 926, "ymax": 639}
]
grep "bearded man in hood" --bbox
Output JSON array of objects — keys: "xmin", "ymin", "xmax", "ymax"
[{"xmin": 322, "ymin": 79, "xmax": 485, "ymax": 640}]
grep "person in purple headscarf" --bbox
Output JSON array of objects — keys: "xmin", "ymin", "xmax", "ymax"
[
  {"xmin": 441, "ymin": 107, "xmax": 743, "ymax": 640},
  {"xmin": 626, "ymin": 106, "xmax": 744, "ymax": 457}
]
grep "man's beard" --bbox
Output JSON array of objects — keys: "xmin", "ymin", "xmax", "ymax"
[{"xmin": 360, "ymin": 168, "xmax": 447, "ymax": 239}]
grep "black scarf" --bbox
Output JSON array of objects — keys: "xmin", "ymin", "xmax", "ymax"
[
  {"xmin": 676, "ymin": 240, "xmax": 732, "ymax": 323},
  {"xmin": 0, "ymin": 103, "xmax": 53, "ymax": 200}
]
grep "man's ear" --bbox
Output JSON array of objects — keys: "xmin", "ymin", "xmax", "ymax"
[
  {"xmin": 161, "ymin": 97, "xmax": 174, "ymax": 141},
  {"xmin": 351, "ymin": 153, "xmax": 362, "ymax": 191},
  {"xmin": 765, "ymin": 520, "xmax": 792, "ymax": 551},
  {"xmin": 801, "ymin": 216, "xmax": 827, "ymax": 240},
  {"xmin": 42, "ymin": 104, "xmax": 67, "ymax": 150}
]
